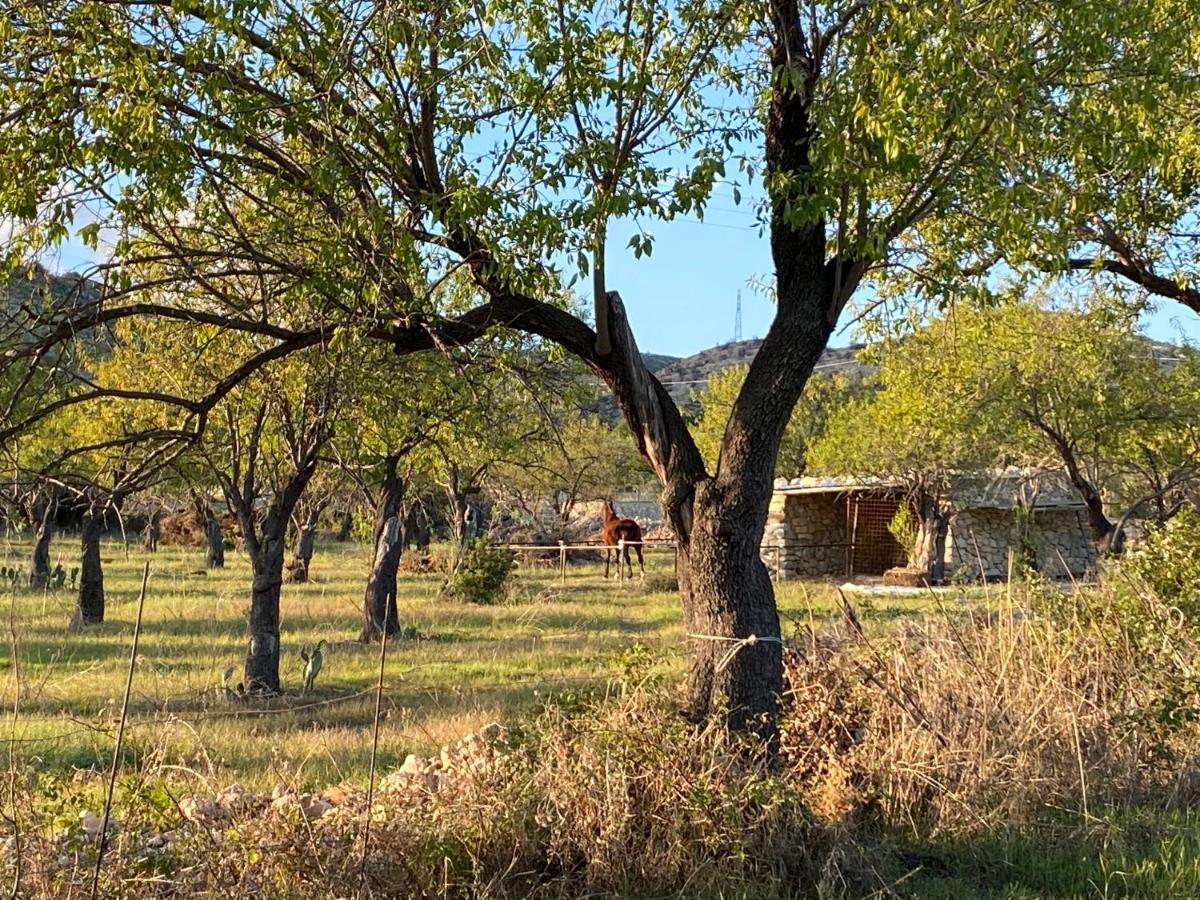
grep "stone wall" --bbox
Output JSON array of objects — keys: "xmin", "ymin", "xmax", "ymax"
[
  {"xmin": 1033, "ymin": 508, "xmax": 1097, "ymax": 578},
  {"xmin": 762, "ymin": 493, "xmax": 847, "ymax": 578},
  {"xmin": 764, "ymin": 488, "xmax": 1096, "ymax": 582},
  {"xmin": 945, "ymin": 506, "xmax": 1096, "ymax": 581},
  {"xmin": 945, "ymin": 508, "xmax": 1012, "ymax": 580}
]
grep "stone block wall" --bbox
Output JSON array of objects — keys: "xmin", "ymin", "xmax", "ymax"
[
  {"xmin": 945, "ymin": 506, "xmax": 1096, "ymax": 581},
  {"xmin": 945, "ymin": 508, "xmax": 1013, "ymax": 580},
  {"xmin": 762, "ymin": 493, "xmax": 848, "ymax": 578},
  {"xmin": 1033, "ymin": 508, "xmax": 1097, "ymax": 578}
]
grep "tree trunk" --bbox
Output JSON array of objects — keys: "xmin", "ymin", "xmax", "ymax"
[
  {"xmin": 245, "ymin": 529, "xmax": 286, "ymax": 694},
  {"xmin": 205, "ymin": 514, "xmax": 225, "ymax": 568},
  {"xmin": 30, "ymin": 519, "xmax": 52, "ymax": 588},
  {"xmin": 287, "ymin": 506, "xmax": 321, "ymax": 583},
  {"xmin": 408, "ymin": 502, "xmax": 430, "ymax": 551},
  {"xmin": 361, "ymin": 457, "xmax": 404, "ymax": 642},
  {"xmin": 77, "ymin": 513, "xmax": 105, "ymax": 625},
  {"xmin": 912, "ymin": 494, "xmax": 949, "ymax": 583},
  {"xmin": 589, "ymin": 286, "xmax": 835, "ymax": 749},
  {"xmin": 142, "ymin": 510, "xmax": 161, "ymax": 552},
  {"xmin": 1038, "ymin": 424, "xmax": 1116, "ymax": 551},
  {"xmin": 336, "ymin": 508, "xmax": 353, "ymax": 542},
  {"xmin": 673, "ymin": 481, "xmax": 784, "ymax": 739}
]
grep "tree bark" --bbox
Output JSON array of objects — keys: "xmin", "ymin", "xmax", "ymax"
[
  {"xmin": 336, "ymin": 508, "xmax": 353, "ymax": 542},
  {"xmin": 1046, "ymin": 428, "xmax": 1115, "ymax": 550},
  {"xmin": 590, "ymin": 287, "xmax": 837, "ymax": 748},
  {"xmin": 361, "ymin": 456, "xmax": 404, "ymax": 642},
  {"xmin": 673, "ymin": 482, "xmax": 785, "ymax": 738},
  {"xmin": 245, "ymin": 530, "xmax": 286, "ymax": 694},
  {"xmin": 407, "ymin": 501, "xmax": 430, "ymax": 551},
  {"xmin": 143, "ymin": 510, "xmax": 161, "ymax": 552},
  {"xmin": 205, "ymin": 514, "xmax": 225, "ymax": 568},
  {"xmin": 286, "ymin": 505, "xmax": 322, "ymax": 583},
  {"xmin": 912, "ymin": 493, "xmax": 949, "ymax": 583},
  {"xmin": 30, "ymin": 516, "xmax": 52, "ymax": 589},
  {"xmin": 77, "ymin": 512, "xmax": 105, "ymax": 624}
]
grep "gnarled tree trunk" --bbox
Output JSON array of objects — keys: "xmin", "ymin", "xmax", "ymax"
[
  {"xmin": 77, "ymin": 511, "xmax": 105, "ymax": 624},
  {"xmin": 286, "ymin": 504, "xmax": 323, "ymax": 583},
  {"xmin": 361, "ymin": 455, "xmax": 404, "ymax": 642},
  {"xmin": 245, "ymin": 528, "xmax": 287, "ymax": 694}
]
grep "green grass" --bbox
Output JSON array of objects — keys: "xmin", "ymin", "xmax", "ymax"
[{"xmin": 1, "ymin": 535, "xmax": 942, "ymax": 791}]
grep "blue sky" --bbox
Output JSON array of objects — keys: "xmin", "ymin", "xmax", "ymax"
[{"xmin": 605, "ymin": 205, "xmax": 1200, "ymax": 358}]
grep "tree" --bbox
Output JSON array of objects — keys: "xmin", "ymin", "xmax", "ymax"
[
  {"xmin": 806, "ymin": 339, "xmax": 999, "ymax": 581},
  {"xmin": 691, "ymin": 365, "xmax": 867, "ymax": 479},
  {"xmin": 203, "ymin": 357, "xmax": 340, "ymax": 692},
  {"xmin": 924, "ymin": 298, "xmax": 1200, "ymax": 553},
  {"xmin": 5, "ymin": 0, "xmax": 1199, "ymax": 738},
  {"xmin": 811, "ymin": 295, "xmax": 1200, "ymax": 572},
  {"xmin": 495, "ymin": 415, "xmax": 654, "ymax": 536}
]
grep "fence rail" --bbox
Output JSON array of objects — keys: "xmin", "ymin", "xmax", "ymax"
[{"xmin": 502, "ymin": 539, "xmax": 675, "ymax": 584}]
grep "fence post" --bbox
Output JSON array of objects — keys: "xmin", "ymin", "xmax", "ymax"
[
  {"xmin": 617, "ymin": 539, "xmax": 625, "ymax": 584},
  {"xmin": 559, "ymin": 540, "xmax": 566, "ymax": 585}
]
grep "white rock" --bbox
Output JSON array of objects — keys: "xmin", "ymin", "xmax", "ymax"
[{"xmin": 78, "ymin": 810, "xmax": 103, "ymax": 837}]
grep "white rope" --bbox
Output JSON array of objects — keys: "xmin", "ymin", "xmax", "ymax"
[{"xmin": 686, "ymin": 633, "xmax": 784, "ymax": 673}]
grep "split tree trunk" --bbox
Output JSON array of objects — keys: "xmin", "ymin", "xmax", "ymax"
[
  {"xmin": 361, "ymin": 456, "xmax": 404, "ymax": 642},
  {"xmin": 77, "ymin": 512, "xmax": 105, "ymax": 624},
  {"xmin": 588, "ymin": 286, "xmax": 839, "ymax": 748}
]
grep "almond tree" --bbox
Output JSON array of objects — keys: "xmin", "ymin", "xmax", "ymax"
[{"xmin": 4, "ymin": 0, "xmax": 1199, "ymax": 738}]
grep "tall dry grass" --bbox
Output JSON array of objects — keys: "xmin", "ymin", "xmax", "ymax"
[{"xmin": 784, "ymin": 579, "xmax": 1200, "ymax": 839}]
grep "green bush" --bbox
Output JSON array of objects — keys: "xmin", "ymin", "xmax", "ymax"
[
  {"xmin": 445, "ymin": 538, "xmax": 514, "ymax": 605},
  {"xmin": 1124, "ymin": 509, "xmax": 1200, "ymax": 616}
]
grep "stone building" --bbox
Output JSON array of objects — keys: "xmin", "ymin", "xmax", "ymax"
[{"xmin": 761, "ymin": 472, "xmax": 1097, "ymax": 582}]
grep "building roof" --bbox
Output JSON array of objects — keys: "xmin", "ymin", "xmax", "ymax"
[{"xmin": 774, "ymin": 468, "xmax": 1086, "ymax": 511}]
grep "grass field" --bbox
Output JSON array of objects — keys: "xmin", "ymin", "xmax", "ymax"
[
  {"xmin": 0, "ymin": 535, "xmax": 948, "ymax": 792},
  {"xmin": 11, "ymin": 535, "xmax": 1200, "ymax": 897}
]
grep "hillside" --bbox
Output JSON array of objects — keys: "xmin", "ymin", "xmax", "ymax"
[
  {"xmin": 2, "ymin": 263, "xmax": 99, "ymax": 316},
  {"xmin": 595, "ymin": 340, "xmax": 869, "ymax": 420}
]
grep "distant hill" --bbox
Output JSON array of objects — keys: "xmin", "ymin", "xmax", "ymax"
[
  {"xmin": 2, "ymin": 264, "xmax": 99, "ymax": 316},
  {"xmin": 640, "ymin": 352, "xmax": 679, "ymax": 374},
  {"xmin": 594, "ymin": 340, "xmax": 869, "ymax": 421}
]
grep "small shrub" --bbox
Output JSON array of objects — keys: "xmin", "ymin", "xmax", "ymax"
[
  {"xmin": 887, "ymin": 504, "xmax": 918, "ymax": 560},
  {"xmin": 642, "ymin": 572, "xmax": 679, "ymax": 593},
  {"xmin": 444, "ymin": 539, "xmax": 514, "ymax": 605}
]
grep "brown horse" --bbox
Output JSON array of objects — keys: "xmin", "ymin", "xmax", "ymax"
[{"xmin": 601, "ymin": 499, "xmax": 645, "ymax": 579}]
